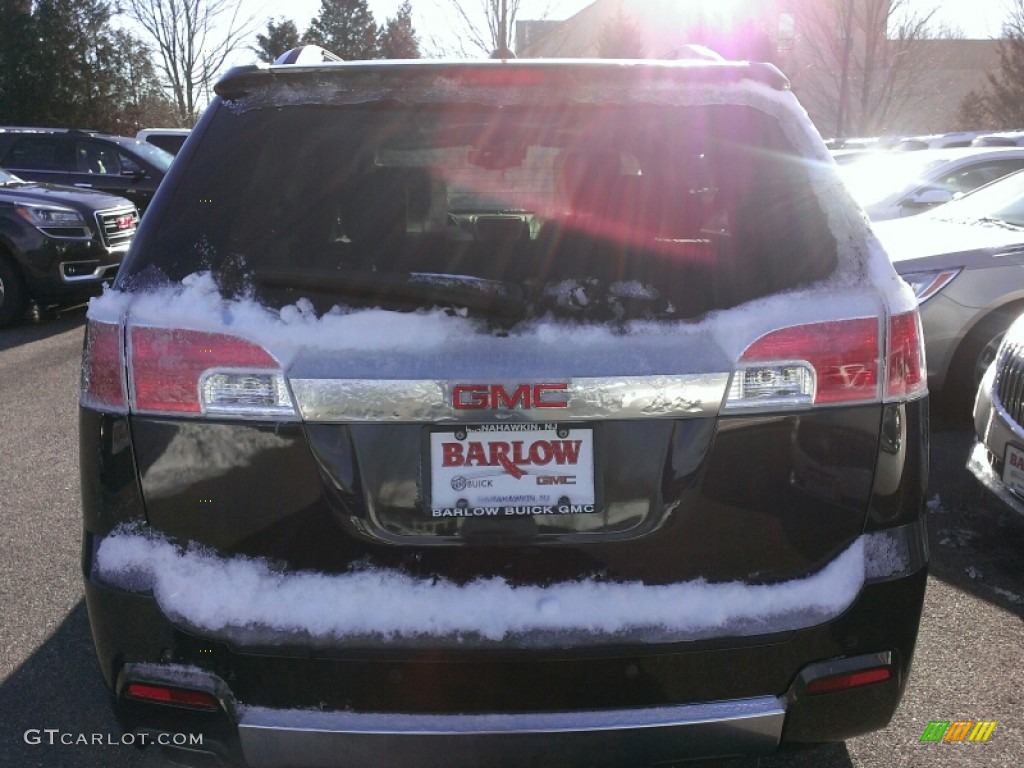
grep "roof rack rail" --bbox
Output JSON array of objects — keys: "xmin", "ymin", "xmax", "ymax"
[{"xmin": 274, "ymin": 45, "xmax": 343, "ymax": 65}]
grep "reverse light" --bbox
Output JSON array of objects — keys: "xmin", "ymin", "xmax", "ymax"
[
  {"xmin": 128, "ymin": 326, "xmax": 297, "ymax": 418},
  {"xmin": 726, "ymin": 318, "xmax": 880, "ymax": 409},
  {"xmin": 125, "ymin": 683, "xmax": 219, "ymax": 711}
]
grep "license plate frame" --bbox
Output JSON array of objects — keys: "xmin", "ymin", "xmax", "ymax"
[
  {"xmin": 428, "ymin": 423, "xmax": 598, "ymax": 517},
  {"xmin": 1002, "ymin": 443, "xmax": 1024, "ymax": 495}
]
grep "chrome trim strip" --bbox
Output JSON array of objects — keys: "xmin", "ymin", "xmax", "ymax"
[
  {"xmin": 288, "ymin": 374, "xmax": 731, "ymax": 423},
  {"xmin": 61, "ymin": 262, "xmax": 121, "ymax": 283},
  {"xmin": 238, "ymin": 697, "xmax": 785, "ymax": 768}
]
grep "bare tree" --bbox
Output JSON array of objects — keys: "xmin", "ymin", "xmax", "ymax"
[
  {"xmin": 430, "ymin": 0, "xmax": 537, "ymax": 57},
  {"xmin": 970, "ymin": 0, "xmax": 1024, "ymax": 127},
  {"xmin": 790, "ymin": 0, "xmax": 939, "ymax": 137},
  {"xmin": 121, "ymin": 0, "xmax": 258, "ymax": 124}
]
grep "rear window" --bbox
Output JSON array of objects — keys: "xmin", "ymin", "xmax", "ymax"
[{"xmin": 121, "ymin": 102, "xmax": 836, "ymax": 323}]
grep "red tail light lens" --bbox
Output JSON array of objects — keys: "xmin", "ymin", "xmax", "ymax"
[
  {"xmin": 727, "ymin": 318, "xmax": 880, "ymax": 409},
  {"xmin": 886, "ymin": 311, "xmax": 927, "ymax": 400},
  {"xmin": 81, "ymin": 320, "xmax": 127, "ymax": 412},
  {"xmin": 128, "ymin": 327, "xmax": 296, "ymax": 418},
  {"xmin": 805, "ymin": 666, "xmax": 892, "ymax": 695},
  {"xmin": 125, "ymin": 682, "xmax": 219, "ymax": 711}
]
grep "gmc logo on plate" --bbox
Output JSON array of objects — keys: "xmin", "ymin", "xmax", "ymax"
[
  {"xmin": 452, "ymin": 383, "xmax": 569, "ymax": 410},
  {"xmin": 116, "ymin": 214, "xmax": 135, "ymax": 230}
]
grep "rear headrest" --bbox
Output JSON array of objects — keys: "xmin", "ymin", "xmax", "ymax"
[
  {"xmin": 557, "ymin": 149, "xmax": 623, "ymax": 216},
  {"xmin": 341, "ymin": 167, "xmax": 432, "ymax": 243}
]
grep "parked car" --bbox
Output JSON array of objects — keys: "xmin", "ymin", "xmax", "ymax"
[
  {"xmin": 874, "ymin": 168, "xmax": 1024, "ymax": 413},
  {"xmin": 969, "ymin": 313, "xmax": 1024, "ymax": 515},
  {"xmin": 0, "ymin": 168, "xmax": 136, "ymax": 325},
  {"xmin": 891, "ymin": 131, "xmax": 991, "ymax": 151},
  {"xmin": 971, "ymin": 130, "xmax": 1024, "ymax": 147},
  {"xmin": 0, "ymin": 127, "xmax": 173, "ymax": 213},
  {"xmin": 136, "ymin": 127, "xmax": 190, "ymax": 155},
  {"xmin": 80, "ymin": 52, "xmax": 929, "ymax": 768},
  {"xmin": 839, "ymin": 147, "xmax": 1024, "ymax": 220}
]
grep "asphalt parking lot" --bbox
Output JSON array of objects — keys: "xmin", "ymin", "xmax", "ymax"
[{"xmin": 0, "ymin": 306, "xmax": 1021, "ymax": 767}]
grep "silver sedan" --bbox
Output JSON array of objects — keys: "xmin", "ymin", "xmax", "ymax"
[{"xmin": 874, "ymin": 168, "xmax": 1024, "ymax": 414}]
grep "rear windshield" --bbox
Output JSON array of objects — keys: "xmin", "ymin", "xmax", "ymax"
[{"xmin": 121, "ymin": 102, "xmax": 836, "ymax": 323}]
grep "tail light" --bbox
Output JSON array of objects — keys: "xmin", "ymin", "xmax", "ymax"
[
  {"xmin": 725, "ymin": 312, "xmax": 926, "ymax": 411},
  {"xmin": 886, "ymin": 311, "xmax": 927, "ymax": 400},
  {"xmin": 726, "ymin": 318, "xmax": 880, "ymax": 410},
  {"xmin": 81, "ymin": 320, "xmax": 127, "ymax": 412},
  {"xmin": 128, "ymin": 326, "xmax": 297, "ymax": 419}
]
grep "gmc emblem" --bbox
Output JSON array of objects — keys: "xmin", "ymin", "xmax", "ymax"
[
  {"xmin": 115, "ymin": 214, "xmax": 135, "ymax": 230},
  {"xmin": 452, "ymin": 383, "xmax": 569, "ymax": 410}
]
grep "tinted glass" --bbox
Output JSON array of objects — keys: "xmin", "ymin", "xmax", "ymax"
[
  {"xmin": 2, "ymin": 135, "xmax": 65, "ymax": 171},
  {"xmin": 121, "ymin": 103, "xmax": 836, "ymax": 322}
]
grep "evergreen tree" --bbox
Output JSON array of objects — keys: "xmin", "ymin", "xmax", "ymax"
[
  {"xmin": 254, "ymin": 17, "xmax": 303, "ymax": 63},
  {"xmin": 597, "ymin": 10, "xmax": 646, "ymax": 58},
  {"xmin": 954, "ymin": 89, "xmax": 994, "ymax": 131},
  {"xmin": 980, "ymin": 14, "xmax": 1024, "ymax": 127},
  {"xmin": 378, "ymin": 1, "xmax": 420, "ymax": 59},
  {"xmin": 305, "ymin": 0, "xmax": 378, "ymax": 60},
  {"xmin": 0, "ymin": 0, "xmax": 173, "ymax": 131}
]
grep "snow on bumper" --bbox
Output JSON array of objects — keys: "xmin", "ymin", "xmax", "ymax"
[{"xmin": 91, "ymin": 527, "xmax": 918, "ymax": 649}]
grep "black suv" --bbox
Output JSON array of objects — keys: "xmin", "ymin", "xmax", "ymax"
[
  {"xmin": 0, "ymin": 169, "xmax": 136, "ymax": 325},
  {"xmin": 80, "ymin": 54, "xmax": 930, "ymax": 767},
  {"xmin": 0, "ymin": 127, "xmax": 172, "ymax": 213}
]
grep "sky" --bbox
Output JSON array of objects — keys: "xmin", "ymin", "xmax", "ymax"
[
  {"xmin": 148, "ymin": 0, "xmax": 1015, "ymax": 80},
  {"xmin": 237, "ymin": 0, "xmax": 1012, "ymax": 52}
]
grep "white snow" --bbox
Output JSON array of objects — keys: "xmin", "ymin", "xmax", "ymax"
[
  {"xmin": 94, "ymin": 528, "xmax": 868, "ymax": 646},
  {"xmin": 88, "ymin": 270, "xmax": 896, "ymax": 383}
]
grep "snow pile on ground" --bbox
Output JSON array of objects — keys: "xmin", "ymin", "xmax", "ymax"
[{"xmin": 95, "ymin": 529, "xmax": 867, "ymax": 646}]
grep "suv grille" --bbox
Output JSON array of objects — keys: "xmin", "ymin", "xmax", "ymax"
[
  {"xmin": 95, "ymin": 207, "xmax": 138, "ymax": 249},
  {"xmin": 996, "ymin": 340, "xmax": 1024, "ymax": 427}
]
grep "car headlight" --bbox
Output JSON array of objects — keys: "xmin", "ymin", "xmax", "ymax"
[
  {"xmin": 900, "ymin": 268, "xmax": 961, "ymax": 303},
  {"xmin": 15, "ymin": 203, "xmax": 89, "ymax": 236}
]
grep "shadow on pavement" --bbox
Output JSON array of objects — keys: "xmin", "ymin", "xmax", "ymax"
[
  {"xmin": 0, "ymin": 303, "xmax": 88, "ymax": 353},
  {"xmin": 924, "ymin": 420, "xmax": 1024, "ymax": 623},
  {"xmin": 0, "ymin": 601, "xmax": 165, "ymax": 767}
]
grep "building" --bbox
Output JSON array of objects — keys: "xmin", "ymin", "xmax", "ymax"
[{"xmin": 518, "ymin": 0, "xmax": 1003, "ymax": 137}]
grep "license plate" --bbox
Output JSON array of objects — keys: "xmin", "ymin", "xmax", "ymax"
[
  {"xmin": 429, "ymin": 424, "xmax": 596, "ymax": 517},
  {"xmin": 1003, "ymin": 444, "xmax": 1024, "ymax": 495}
]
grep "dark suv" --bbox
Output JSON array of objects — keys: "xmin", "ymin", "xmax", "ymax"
[
  {"xmin": 0, "ymin": 127, "xmax": 172, "ymax": 213},
  {"xmin": 80, "ymin": 54, "xmax": 930, "ymax": 767},
  {"xmin": 0, "ymin": 169, "xmax": 136, "ymax": 325}
]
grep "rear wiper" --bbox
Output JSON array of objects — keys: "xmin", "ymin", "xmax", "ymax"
[{"xmin": 254, "ymin": 268, "xmax": 525, "ymax": 316}]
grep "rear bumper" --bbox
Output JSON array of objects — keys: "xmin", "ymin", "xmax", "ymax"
[
  {"xmin": 236, "ymin": 698, "xmax": 784, "ymax": 768},
  {"xmin": 84, "ymin": 521, "xmax": 927, "ymax": 767}
]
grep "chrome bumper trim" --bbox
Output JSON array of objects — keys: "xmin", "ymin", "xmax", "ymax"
[
  {"xmin": 967, "ymin": 440, "xmax": 1024, "ymax": 517},
  {"xmin": 238, "ymin": 697, "xmax": 785, "ymax": 768}
]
